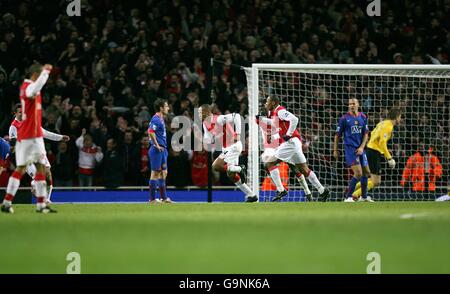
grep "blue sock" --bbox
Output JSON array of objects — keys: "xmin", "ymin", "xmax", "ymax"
[
  {"xmin": 157, "ymin": 179, "xmax": 167, "ymax": 200},
  {"xmin": 360, "ymin": 176, "xmax": 368, "ymax": 199},
  {"xmin": 346, "ymin": 177, "xmax": 359, "ymax": 198},
  {"xmin": 149, "ymin": 179, "xmax": 158, "ymax": 200}
]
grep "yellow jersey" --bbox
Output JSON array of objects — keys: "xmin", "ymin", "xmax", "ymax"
[{"xmin": 367, "ymin": 119, "xmax": 394, "ymax": 160}]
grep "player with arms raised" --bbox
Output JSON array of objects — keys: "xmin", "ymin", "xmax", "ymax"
[
  {"xmin": 199, "ymin": 104, "xmax": 257, "ymax": 202},
  {"xmin": 9, "ymin": 104, "xmax": 70, "ymax": 203},
  {"xmin": 148, "ymin": 98, "xmax": 172, "ymax": 203},
  {"xmin": 352, "ymin": 107, "xmax": 401, "ymax": 199},
  {"xmin": 333, "ymin": 98, "xmax": 371, "ymax": 202},
  {"xmin": 1, "ymin": 63, "xmax": 55, "ymax": 213},
  {"xmin": 260, "ymin": 96, "xmax": 329, "ymax": 202}
]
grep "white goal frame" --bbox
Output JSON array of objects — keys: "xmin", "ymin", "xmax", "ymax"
[{"xmin": 245, "ymin": 64, "xmax": 450, "ymax": 200}]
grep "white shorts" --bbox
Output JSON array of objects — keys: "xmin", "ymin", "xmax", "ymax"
[
  {"xmin": 219, "ymin": 141, "xmax": 242, "ymax": 166},
  {"xmin": 275, "ymin": 137, "xmax": 306, "ymax": 165},
  {"xmin": 15, "ymin": 137, "xmax": 47, "ymax": 167},
  {"xmin": 261, "ymin": 148, "xmax": 277, "ymax": 163},
  {"xmin": 25, "ymin": 156, "xmax": 50, "ymax": 179}
]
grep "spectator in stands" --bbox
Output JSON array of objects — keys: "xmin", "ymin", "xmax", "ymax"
[
  {"xmin": 76, "ymin": 129, "xmax": 104, "ymax": 187},
  {"xmin": 138, "ymin": 134, "xmax": 150, "ymax": 186},
  {"xmin": 52, "ymin": 141, "xmax": 75, "ymax": 187},
  {"xmin": 103, "ymin": 138, "xmax": 125, "ymax": 189},
  {"xmin": 0, "ymin": 0, "xmax": 448, "ymax": 189},
  {"xmin": 191, "ymin": 149, "xmax": 208, "ymax": 187},
  {"xmin": 167, "ymin": 147, "xmax": 191, "ymax": 187}
]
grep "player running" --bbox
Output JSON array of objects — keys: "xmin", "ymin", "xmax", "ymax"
[
  {"xmin": 9, "ymin": 104, "xmax": 70, "ymax": 203},
  {"xmin": 148, "ymin": 98, "xmax": 173, "ymax": 203},
  {"xmin": 352, "ymin": 107, "xmax": 402, "ymax": 199},
  {"xmin": 256, "ymin": 107, "xmax": 312, "ymax": 201},
  {"xmin": 1, "ymin": 63, "xmax": 55, "ymax": 213},
  {"xmin": 333, "ymin": 98, "xmax": 371, "ymax": 202},
  {"xmin": 199, "ymin": 104, "xmax": 257, "ymax": 202},
  {"xmin": 259, "ymin": 96, "xmax": 329, "ymax": 202}
]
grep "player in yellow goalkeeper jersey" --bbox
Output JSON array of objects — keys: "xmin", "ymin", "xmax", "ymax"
[{"xmin": 352, "ymin": 107, "xmax": 402, "ymax": 200}]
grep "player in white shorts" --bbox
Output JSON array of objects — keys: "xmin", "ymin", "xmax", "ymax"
[
  {"xmin": 199, "ymin": 104, "xmax": 257, "ymax": 202},
  {"xmin": 9, "ymin": 105, "xmax": 70, "ymax": 203},
  {"xmin": 1, "ymin": 63, "xmax": 56, "ymax": 214},
  {"xmin": 257, "ymin": 96, "xmax": 330, "ymax": 202},
  {"xmin": 257, "ymin": 107, "xmax": 312, "ymax": 201}
]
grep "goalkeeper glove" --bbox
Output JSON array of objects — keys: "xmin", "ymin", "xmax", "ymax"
[{"xmin": 387, "ymin": 158, "xmax": 396, "ymax": 169}]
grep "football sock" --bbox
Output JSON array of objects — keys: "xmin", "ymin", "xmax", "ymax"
[
  {"xmin": 353, "ymin": 179, "xmax": 375, "ymax": 197},
  {"xmin": 307, "ymin": 170, "xmax": 325, "ymax": 194},
  {"xmin": 346, "ymin": 177, "xmax": 359, "ymax": 198},
  {"xmin": 157, "ymin": 178, "xmax": 167, "ymax": 200},
  {"xmin": 234, "ymin": 176, "xmax": 254, "ymax": 196},
  {"xmin": 269, "ymin": 166, "xmax": 284, "ymax": 192},
  {"xmin": 3, "ymin": 171, "xmax": 23, "ymax": 206},
  {"xmin": 360, "ymin": 176, "xmax": 369, "ymax": 199},
  {"xmin": 149, "ymin": 179, "xmax": 158, "ymax": 200},
  {"xmin": 296, "ymin": 172, "xmax": 311, "ymax": 195},
  {"xmin": 35, "ymin": 172, "xmax": 48, "ymax": 209}
]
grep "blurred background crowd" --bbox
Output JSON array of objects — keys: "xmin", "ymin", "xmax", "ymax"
[{"xmin": 0, "ymin": 0, "xmax": 449, "ymax": 191}]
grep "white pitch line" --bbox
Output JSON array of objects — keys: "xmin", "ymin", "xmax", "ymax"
[{"xmin": 399, "ymin": 213, "xmax": 428, "ymax": 219}]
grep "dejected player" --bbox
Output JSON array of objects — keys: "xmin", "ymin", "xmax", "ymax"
[
  {"xmin": 148, "ymin": 98, "xmax": 173, "ymax": 204},
  {"xmin": 333, "ymin": 98, "xmax": 371, "ymax": 202}
]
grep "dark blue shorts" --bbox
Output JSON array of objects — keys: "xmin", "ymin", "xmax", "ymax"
[
  {"xmin": 344, "ymin": 146, "xmax": 368, "ymax": 167},
  {"xmin": 149, "ymin": 146, "xmax": 168, "ymax": 171},
  {"xmin": 0, "ymin": 138, "xmax": 10, "ymax": 161}
]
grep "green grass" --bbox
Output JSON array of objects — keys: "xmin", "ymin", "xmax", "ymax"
[{"xmin": 0, "ymin": 202, "xmax": 449, "ymax": 273}]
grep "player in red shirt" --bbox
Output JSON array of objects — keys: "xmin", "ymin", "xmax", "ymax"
[
  {"xmin": 199, "ymin": 104, "xmax": 257, "ymax": 202},
  {"xmin": 9, "ymin": 104, "xmax": 70, "ymax": 203},
  {"xmin": 257, "ymin": 106, "xmax": 312, "ymax": 200},
  {"xmin": 259, "ymin": 96, "xmax": 329, "ymax": 202},
  {"xmin": 1, "ymin": 63, "xmax": 56, "ymax": 214}
]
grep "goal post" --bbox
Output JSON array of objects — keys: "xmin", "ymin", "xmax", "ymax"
[{"xmin": 244, "ymin": 64, "xmax": 450, "ymax": 201}]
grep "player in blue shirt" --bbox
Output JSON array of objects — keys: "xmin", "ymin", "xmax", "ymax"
[
  {"xmin": 333, "ymin": 98, "xmax": 371, "ymax": 202},
  {"xmin": 148, "ymin": 98, "xmax": 172, "ymax": 203},
  {"xmin": 0, "ymin": 138, "xmax": 11, "ymax": 175}
]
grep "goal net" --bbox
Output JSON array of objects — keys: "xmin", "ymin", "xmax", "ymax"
[{"xmin": 244, "ymin": 64, "xmax": 450, "ymax": 202}]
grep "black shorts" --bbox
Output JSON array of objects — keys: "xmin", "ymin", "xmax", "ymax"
[{"xmin": 366, "ymin": 147, "xmax": 384, "ymax": 175}]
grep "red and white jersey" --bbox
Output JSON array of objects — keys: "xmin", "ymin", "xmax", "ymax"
[
  {"xmin": 10, "ymin": 118, "xmax": 63, "ymax": 142},
  {"xmin": 18, "ymin": 70, "xmax": 50, "ymax": 140},
  {"xmin": 75, "ymin": 135, "xmax": 104, "ymax": 174},
  {"xmin": 256, "ymin": 116, "xmax": 280, "ymax": 150},
  {"xmin": 9, "ymin": 118, "xmax": 23, "ymax": 140},
  {"xmin": 265, "ymin": 105, "xmax": 301, "ymax": 145},
  {"xmin": 203, "ymin": 113, "xmax": 241, "ymax": 148}
]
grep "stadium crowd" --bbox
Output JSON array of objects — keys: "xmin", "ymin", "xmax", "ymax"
[{"xmin": 0, "ymin": 0, "xmax": 449, "ymax": 192}]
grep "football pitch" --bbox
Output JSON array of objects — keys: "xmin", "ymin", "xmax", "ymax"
[{"xmin": 1, "ymin": 202, "xmax": 449, "ymax": 274}]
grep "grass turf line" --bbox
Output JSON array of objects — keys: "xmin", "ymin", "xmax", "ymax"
[{"xmin": 0, "ymin": 202, "xmax": 449, "ymax": 273}]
